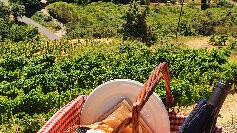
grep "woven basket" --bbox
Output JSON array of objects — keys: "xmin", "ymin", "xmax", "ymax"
[
  {"xmin": 38, "ymin": 63, "xmax": 222, "ymax": 133},
  {"xmin": 38, "ymin": 95, "xmax": 222, "ymax": 133}
]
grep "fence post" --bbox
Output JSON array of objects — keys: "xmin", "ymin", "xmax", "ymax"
[{"xmin": 234, "ymin": 82, "xmax": 237, "ymax": 92}]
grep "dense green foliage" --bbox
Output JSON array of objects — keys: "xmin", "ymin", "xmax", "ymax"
[
  {"xmin": 147, "ymin": 5, "xmax": 237, "ymax": 37},
  {"xmin": 0, "ymin": 39, "xmax": 236, "ymax": 132},
  {"xmin": 48, "ymin": 2, "xmax": 128, "ymax": 38},
  {"xmin": 31, "ymin": 11, "xmax": 52, "ymax": 25},
  {"xmin": 9, "ymin": 0, "xmax": 41, "ymax": 8},
  {"xmin": 46, "ymin": 0, "xmax": 135, "ymax": 4},
  {"xmin": 10, "ymin": 3, "xmax": 26, "ymax": 17},
  {"xmin": 0, "ymin": 3, "xmax": 39, "ymax": 42},
  {"xmin": 0, "ymin": 23, "xmax": 39, "ymax": 42},
  {"xmin": 31, "ymin": 11, "xmax": 61, "ymax": 32},
  {"xmin": 209, "ymin": 34, "xmax": 229, "ymax": 46},
  {"xmin": 122, "ymin": 1, "xmax": 155, "ymax": 45},
  {"xmin": 47, "ymin": 2, "xmax": 237, "ymax": 40},
  {"xmin": 9, "ymin": 0, "xmax": 42, "ymax": 16},
  {"xmin": 216, "ymin": 0, "xmax": 234, "ymax": 8},
  {"xmin": 0, "ymin": 20, "xmax": 38, "ymax": 42},
  {"xmin": 0, "ymin": 3, "xmax": 11, "ymax": 19},
  {"xmin": 47, "ymin": 0, "xmax": 89, "ymax": 4}
]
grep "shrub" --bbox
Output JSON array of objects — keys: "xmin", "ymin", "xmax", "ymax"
[
  {"xmin": 0, "ymin": 18, "xmax": 39, "ymax": 42},
  {"xmin": 31, "ymin": 11, "xmax": 52, "ymax": 25},
  {"xmin": 219, "ymin": 9, "xmax": 237, "ymax": 28},
  {"xmin": 9, "ymin": 25, "xmax": 38, "ymax": 42},
  {"xmin": 48, "ymin": 2, "xmax": 78, "ymax": 23},
  {"xmin": 47, "ymin": 0, "xmax": 140, "ymax": 4},
  {"xmin": 201, "ymin": 0, "xmax": 209, "ymax": 10},
  {"xmin": 10, "ymin": 0, "xmax": 41, "ymax": 8},
  {"xmin": 209, "ymin": 34, "xmax": 228, "ymax": 46},
  {"xmin": 48, "ymin": 2, "xmax": 127, "ymax": 39},
  {"xmin": 10, "ymin": 3, "xmax": 25, "ymax": 18},
  {"xmin": 0, "ymin": 18, "xmax": 11, "ymax": 41},
  {"xmin": 217, "ymin": 0, "xmax": 234, "ymax": 8},
  {"xmin": 47, "ymin": 0, "xmax": 89, "ymax": 4},
  {"xmin": 192, "ymin": 10, "xmax": 216, "ymax": 35},
  {"xmin": 232, "ymin": 32, "xmax": 237, "ymax": 39},
  {"xmin": 122, "ymin": 1, "xmax": 155, "ymax": 45},
  {"xmin": 178, "ymin": 20, "xmax": 196, "ymax": 36},
  {"xmin": 111, "ymin": 0, "xmax": 131, "ymax": 4},
  {"xmin": 0, "ymin": 2, "xmax": 10, "ymax": 19},
  {"xmin": 227, "ymin": 39, "xmax": 237, "ymax": 50}
]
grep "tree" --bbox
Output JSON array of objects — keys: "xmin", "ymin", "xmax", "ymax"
[
  {"xmin": 201, "ymin": 0, "xmax": 209, "ymax": 10},
  {"xmin": 10, "ymin": 0, "xmax": 41, "ymax": 8},
  {"xmin": 11, "ymin": 3, "xmax": 25, "ymax": 20},
  {"xmin": 0, "ymin": 2, "xmax": 11, "ymax": 18},
  {"xmin": 9, "ymin": 0, "xmax": 42, "ymax": 15},
  {"xmin": 0, "ymin": 18, "xmax": 11, "ymax": 41},
  {"xmin": 122, "ymin": 1, "xmax": 155, "ymax": 46}
]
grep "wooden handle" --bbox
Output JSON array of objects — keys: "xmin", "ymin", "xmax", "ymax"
[{"xmin": 132, "ymin": 62, "xmax": 174, "ymax": 133}]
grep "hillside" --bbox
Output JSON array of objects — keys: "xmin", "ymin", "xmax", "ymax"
[{"xmin": 0, "ymin": 0, "xmax": 237, "ymax": 132}]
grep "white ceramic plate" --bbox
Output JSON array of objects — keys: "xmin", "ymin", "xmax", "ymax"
[{"xmin": 80, "ymin": 79, "xmax": 170, "ymax": 133}]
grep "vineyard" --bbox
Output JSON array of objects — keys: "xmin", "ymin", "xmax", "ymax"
[{"xmin": 0, "ymin": 0, "xmax": 237, "ymax": 132}]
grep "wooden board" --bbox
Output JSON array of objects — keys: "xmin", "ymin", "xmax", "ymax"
[{"xmin": 96, "ymin": 99, "xmax": 153, "ymax": 133}]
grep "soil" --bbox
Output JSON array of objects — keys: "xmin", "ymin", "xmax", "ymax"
[
  {"xmin": 182, "ymin": 36, "xmax": 237, "ymax": 65},
  {"xmin": 183, "ymin": 36, "xmax": 214, "ymax": 49}
]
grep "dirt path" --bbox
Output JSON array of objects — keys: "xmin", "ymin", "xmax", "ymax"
[
  {"xmin": 218, "ymin": 93, "xmax": 237, "ymax": 132},
  {"xmin": 17, "ymin": 16, "xmax": 60, "ymax": 40},
  {"xmin": 41, "ymin": 8, "xmax": 67, "ymax": 38},
  {"xmin": 1, "ymin": 0, "xmax": 61, "ymax": 40},
  {"xmin": 182, "ymin": 36, "xmax": 214, "ymax": 49}
]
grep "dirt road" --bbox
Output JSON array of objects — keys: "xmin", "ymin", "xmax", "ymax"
[
  {"xmin": 1, "ymin": 0, "xmax": 60, "ymax": 40},
  {"xmin": 17, "ymin": 16, "xmax": 60, "ymax": 40}
]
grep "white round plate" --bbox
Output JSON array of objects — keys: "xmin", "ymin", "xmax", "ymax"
[{"xmin": 80, "ymin": 79, "xmax": 170, "ymax": 133}]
